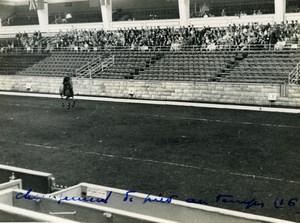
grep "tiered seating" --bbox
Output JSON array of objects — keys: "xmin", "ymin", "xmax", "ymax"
[
  {"xmin": 136, "ymin": 51, "xmax": 235, "ymax": 81},
  {"xmin": 2, "ymin": 49, "xmax": 297, "ymax": 83},
  {"xmin": 221, "ymin": 50, "xmax": 300, "ymax": 83},
  {"xmin": 0, "ymin": 55, "xmax": 48, "ymax": 75},
  {"xmin": 20, "ymin": 51, "xmax": 107, "ymax": 77},
  {"xmin": 95, "ymin": 51, "xmax": 156, "ymax": 79}
]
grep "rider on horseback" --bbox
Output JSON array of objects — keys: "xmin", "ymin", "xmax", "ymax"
[
  {"xmin": 62, "ymin": 76, "xmax": 74, "ymax": 97},
  {"xmin": 59, "ymin": 76, "xmax": 75, "ymax": 110}
]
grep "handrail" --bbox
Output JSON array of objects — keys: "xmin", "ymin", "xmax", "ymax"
[
  {"xmin": 288, "ymin": 62, "xmax": 300, "ymax": 85},
  {"xmin": 76, "ymin": 55, "xmax": 114, "ymax": 78},
  {"xmin": 1, "ymin": 44, "xmax": 300, "ymax": 54},
  {"xmin": 76, "ymin": 56, "xmax": 101, "ymax": 73},
  {"xmin": 76, "ymin": 55, "xmax": 102, "ymax": 78},
  {"xmin": 90, "ymin": 56, "xmax": 114, "ymax": 75}
]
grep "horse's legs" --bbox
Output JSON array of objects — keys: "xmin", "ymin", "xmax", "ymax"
[
  {"xmin": 60, "ymin": 94, "xmax": 65, "ymax": 107},
  {"xmin": 71, "ymin": 97, "xmax": 75, "ymax": 107},
  {"xmin": 66, "ymin": 97, "xmax": 70, "ymax": 110}
]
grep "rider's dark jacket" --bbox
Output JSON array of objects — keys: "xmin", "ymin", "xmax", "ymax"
[{"xmin": 63, "ymin": 77, "xmax": 74, "ymax": 96}]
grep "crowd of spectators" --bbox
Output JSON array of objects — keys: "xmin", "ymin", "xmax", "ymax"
[
  {"xmin": 0, "ymin": 31, "xmax": 43, "ymax": 53},
  {"xmin": 1, "ymin": 20, "xmax": 300, "ymax": 53}
]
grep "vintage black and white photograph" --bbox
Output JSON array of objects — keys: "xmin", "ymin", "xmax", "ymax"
[{"xmin": 0, "ymin": 0, "xmax": 300, "ymax": 222}]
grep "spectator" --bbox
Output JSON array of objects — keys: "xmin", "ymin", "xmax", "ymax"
[
  {"xmin": 4, "ymin": 20, "xmax": 300, "ymax": 53},
  {"xmin": 221, "ymin": 9, "xmax": 226, "ymax": 16}
]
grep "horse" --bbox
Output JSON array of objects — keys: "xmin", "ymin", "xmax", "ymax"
[{"xmin": 59, "ymin": 82, "xmax": 75, "ymax": 110}]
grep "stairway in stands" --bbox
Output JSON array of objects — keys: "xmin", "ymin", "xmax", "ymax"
[
  {"xmin": 95, "ymin": 51, "xmax": 157, "ymax": 79},
  {"xmin": 20, "ymin": 51, "xmax": 109, "ymax": 77}
]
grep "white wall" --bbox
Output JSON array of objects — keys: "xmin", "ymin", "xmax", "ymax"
[{"xmin": 0, "ymin": 75, "xmax": 299, "ymax": 107}]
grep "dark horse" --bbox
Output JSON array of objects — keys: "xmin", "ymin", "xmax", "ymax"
[{"xmin": 59, "ymin": 76, "xmax": 75, "ymax": 110}]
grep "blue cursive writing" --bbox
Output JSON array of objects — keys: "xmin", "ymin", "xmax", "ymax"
[
  {"xmin": 15, "ymin": 188, "xmax": 112, "ymax": 205},
  {"xmin": 15, "ymin": 189, "xmax": 299, "ymax": 213},
  {"xmin": 216, "ymin": 194, "xmax": 264, "ymax": 209},
  {"xmin": 16, "ymin": 189, "xmax": 42, "ymax": 201},
  {"xmin": 123, "ymin": 190, "xmax": 136, "ymax": 203},
  {"xmin": 57, "ymin": 191, "xmax": 112, "ymax": 204},
  {"xmin": 185, "ymin": 198, "xmax": 209, "ymax": 205},
  {"xmin": 143, "ymin": 194, "xmax": 178, "ymax": 204}
]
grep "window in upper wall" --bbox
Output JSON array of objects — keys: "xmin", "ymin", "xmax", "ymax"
[
  {"xmin": 1, "ymin": 4, "xmax": 39, "ymax": 26},
  {"xmin": 112, "ymin": 0, "xmax": 179, "ymax": 21},
  {"xmin": 190, "ymin": 0, "xmax": 275, "ymax": 18},
  {"xmin": 286, "ymin": 0, "xmax": 300, "ymax": 13},
  {"xmin": 48, "ymin": 1, "xmax": 102, "ymax": 24}
]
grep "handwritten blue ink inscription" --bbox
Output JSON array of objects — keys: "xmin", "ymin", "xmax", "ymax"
[
  {"xmin": 216, "ymin": 194, "xmax": 264, "ymax": 209},
  {"xmin": 273, "ymin": 197, "xmax": 298, "ymax": 209},
  {"xmin": 15, "ymin": 189, "xmax": 112, "ymax": 205},
  {"xmin": 185, "ymin": 198, "xmax": 209, "ymax": 205},
  {"xmin": 15, "ymin": 189, "xmax": 299, "ymax": 213},
  {"xmin": 143, "ymin": 194, "xmax": 178, "ymax": 204}
]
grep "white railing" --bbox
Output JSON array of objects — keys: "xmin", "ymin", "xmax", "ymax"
[
  {"xmin": 288, "ymin": 62, "xmax": 300, "ymax": 85},
  {"xmin": 76, "ymin": 55, "xmax": 114, "ymax": 78},
  {"xmin": 94, "ymin": 55, "xmax": 115, "ymax": 74},
  {"xmin": 1, "ymin": 43, "xmax": 300, "ymax": 54},
  {"xmin": 75, "ymin": 55, "xmax": 102, "ymax": 78}
]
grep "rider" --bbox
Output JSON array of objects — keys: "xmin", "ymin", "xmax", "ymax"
[{"xmin": 62, "ymin": 76, "xmax": 74, "ymax": 96}]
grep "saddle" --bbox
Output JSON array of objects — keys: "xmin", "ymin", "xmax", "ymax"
[
  {"xmin": 62, "ymin": 77, "xmax": 74, "ymax": 97},
  {"xmin": 63, "ymin": 83, "xmax": 74, "ymax": 96}
]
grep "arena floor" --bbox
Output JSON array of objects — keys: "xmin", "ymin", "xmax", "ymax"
[{"xmin": 0, "ymin": 94, "xmax": 299, "ymax": 222}]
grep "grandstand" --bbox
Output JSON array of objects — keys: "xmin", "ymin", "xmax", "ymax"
[{"xmin": 0, "ymin": 0, "xmax": 300, "ymax": 222}]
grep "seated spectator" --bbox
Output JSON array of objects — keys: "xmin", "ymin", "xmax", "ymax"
[
  {"xmin": 4, "ymin": 19, "xmax": 300, "ymax": 53},
  {"xmin": 239, "ymin": 41, "xmax": 248, "ymax": 51},
  {"xmin": 221, "ymin": 9, "xmax": 226, "ymax": 16},
  {"xmin": 170, "ymin": 39, "xmax": 181, "ymax": 51},
  {"xmin": 140, "ymin": 44, "xmax": 149, "ymax": 51},
  {"xmin": 274, "ymin": 39, "xmax": 286, "ymax": 50},
  {"xmin": 84, "ymin": 42, "xmax": 89, "ymax": 51},
  {"xmin": 26, "ymin": 44, "xmax": 32, "ymax": 53},
  {"xmin": 207, "ymin": 41, "xmax": 216, "ymax": 51}
]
